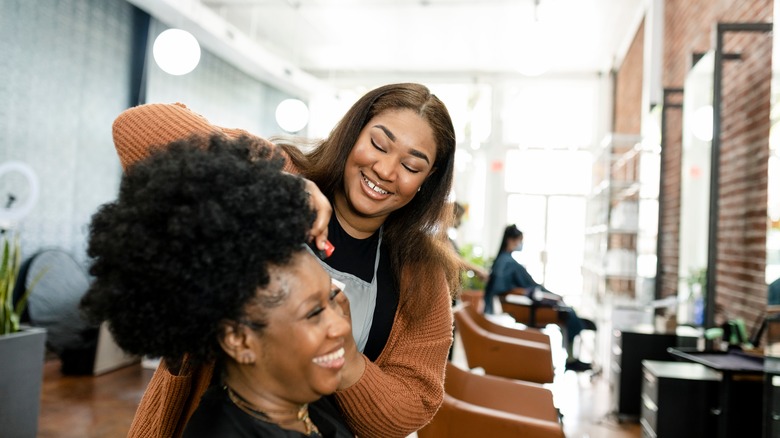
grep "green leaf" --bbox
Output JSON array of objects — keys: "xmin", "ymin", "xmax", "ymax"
[{"xmin": 0, "ymin": 234, "xmax": 36, "ymax": 335}]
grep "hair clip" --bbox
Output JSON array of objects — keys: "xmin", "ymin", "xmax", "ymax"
[{"xmin": 317, "ymin": 240, "xmax": 335, "ymax": 260}]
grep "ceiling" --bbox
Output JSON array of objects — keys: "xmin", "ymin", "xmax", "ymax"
[
  {"xmin": 197, "ymin": 0, "xmax": 645, "ymax": 79},
  {"xmin": 129, "ymin": 0, "xmax": 647, "ymax": 95}
]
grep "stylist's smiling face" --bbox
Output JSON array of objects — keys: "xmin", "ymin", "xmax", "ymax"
[{"xmin": 342, "ymin": 109, "xmax": 437, "ymax": 221}]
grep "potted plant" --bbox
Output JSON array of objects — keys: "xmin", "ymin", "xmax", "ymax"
[
  {"xmin": 686, "ymin": 267, "xmax": 707, "ymax": 326},
  {"xmin": 458, "ymin": 243, "xmax": 491, "ymax": 312},
  {"xmin": 0, "ymin": 233, "xmax": 47, "ymax": 438},
  {"xmin": 459, "ymin": 243, "xmax": 489, "ymax": 291}
]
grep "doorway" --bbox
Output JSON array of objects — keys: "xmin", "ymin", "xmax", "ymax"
[{"xmin": 506, "ymin": 194, "xmax": 587, "ymax": 307}]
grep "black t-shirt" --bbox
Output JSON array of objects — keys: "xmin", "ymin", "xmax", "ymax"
[
  {"xmin": 182, "ymin": 386, "xmax": 353, "ymax": 438},
  {"xmin": 323, "ymin": 215, "xmax": 398, "ymax": 362}
]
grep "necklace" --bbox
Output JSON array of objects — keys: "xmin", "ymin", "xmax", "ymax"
[{"xmin": 225, "ymin": 385, "xmax": 320, "ymax": 436}]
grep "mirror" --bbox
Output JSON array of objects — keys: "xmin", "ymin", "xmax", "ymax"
[
  {"xmin": 768, "ymin": 73, "xmax": 780, "ymax": 308},
  {"xmin": 769, "ymin": 8, "xmax": 780, "ymax": 309},
  {"xmin": 677, "ymin": 51, "xmax": 714, "ymax": 326}
]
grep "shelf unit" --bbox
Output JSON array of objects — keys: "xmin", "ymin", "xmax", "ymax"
[{"xmin": 584, "ymin": 133, "xmax": 656, "ymax": 301}]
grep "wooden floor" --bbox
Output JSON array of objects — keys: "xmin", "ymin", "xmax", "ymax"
[
  {"xmin": 39, "ymin": 342, "xmax": 640, "ymax": 438},
  {"xmin": 38, "ymin": 358, "xmax": 154, "ymax": 438}
]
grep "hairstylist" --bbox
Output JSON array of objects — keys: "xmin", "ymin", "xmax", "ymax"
[{"xmin": 112, "ymin": 83, "xmax": 461, "ymax": 438}]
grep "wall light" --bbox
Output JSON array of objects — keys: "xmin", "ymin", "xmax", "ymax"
[
  {"xmin": 153, "ymin": 29, "xmax": 201, "ymax": 76},
  {"xmin": 275, "ymin": 98, "xmax": 309, "ymax": 133}
]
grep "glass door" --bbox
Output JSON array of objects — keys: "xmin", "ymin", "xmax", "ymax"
[{"xmin": 506, "ymin": 194, "xmax": 587, "ymax": 306}]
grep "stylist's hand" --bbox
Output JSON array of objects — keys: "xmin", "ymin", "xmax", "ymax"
[
  {"xmin": 302, "ymin": 178, "xmax": 332, "ymax": 251},
  {"xmin": 334, "ymin": 291, "xmax": 366, "ymax": 390},
  {"xmin": 474, "ymin": 266, "xmax": 489, "ymax": 282}
]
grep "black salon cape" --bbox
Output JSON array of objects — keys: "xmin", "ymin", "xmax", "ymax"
[{"xmin": 182, "ymin": 386, "xmax": 354, "ymax": 438}]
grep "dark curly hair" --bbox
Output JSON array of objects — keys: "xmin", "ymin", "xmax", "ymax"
[{"xmin": 80, "ymin": 134, "xmax": 315, "ymax": 364}]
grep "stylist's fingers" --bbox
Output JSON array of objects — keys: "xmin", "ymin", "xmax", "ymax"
[
  {"xmin": 335, "ymin": 292, "xmax": 364, "ymax": 389},
  {"xmin": 339, "ymin": 337, "xmax": 364, "ymax": 389},
  {"xmin": 302, "ymin": 178, "xmax": 332, "ymax": 250},
  {"xmin": 335, "ymin": 290, "xmax": 351, "ymax": 320}
]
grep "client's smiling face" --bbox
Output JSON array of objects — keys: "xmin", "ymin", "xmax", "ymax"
[{"xmin": 246, "ymin": 251, "xmax": 350, "ymax": 403}]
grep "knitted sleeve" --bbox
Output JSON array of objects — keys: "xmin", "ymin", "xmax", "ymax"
[
  {"xmin": 126, "ymin": 357, "xmax": 215, "ymax": 438},
  {"xmin": 334, "ymin": 267, "xmax": 453, "ymax": 438},
  {"xmin": 111, "ymin": 102, "xmax": 297, "ymax": 173}
]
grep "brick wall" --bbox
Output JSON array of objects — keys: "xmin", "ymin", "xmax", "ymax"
[
  {"xmin": 658, "ymin": 0, "xmax": 773, "ymax": 332},
  {"xmin": 659, "ymin": 91, "xmax": 683, "ymax": 300},
  {"xmin": 614, "ymin": 19, "xmax": 645, "ymax": 135},
  {"xmin": 716, "ymin": 27, "xmax": 772, "ymax": 328}
]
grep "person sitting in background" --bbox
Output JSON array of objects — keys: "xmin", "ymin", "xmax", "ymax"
[
  {"xmin": 484, "ymin": 224, "xmax": 594, "ymax": 372},
  {"xmin": 769, "ymin": 277, "xmax": 780, "ymax": 306},
  {"xmin": 80, "ymin": 136, "xmax": 354, "ymax": 437}
]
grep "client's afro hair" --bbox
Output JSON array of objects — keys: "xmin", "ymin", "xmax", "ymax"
[{"xmin": 81, "ymin": 134, "xmax": 315, "ymax": 364}]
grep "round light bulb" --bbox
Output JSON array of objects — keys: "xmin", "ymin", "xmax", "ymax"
[
  {"xmin": 153, "ymin": 29, "xmax": 201, "ymax": 76},
  {"xmin": 275, "ymin": 99, "xmax": 310, "ymax": 133}
]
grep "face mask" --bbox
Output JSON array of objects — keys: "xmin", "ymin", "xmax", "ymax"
[{"xmin": 514, "ymin": 242, "xmax": 523, "ymax": 252}]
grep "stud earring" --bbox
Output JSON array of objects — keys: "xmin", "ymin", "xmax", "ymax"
[
  {"xmin": 240, "ymin": 351, "xmax": 254, "ymax": 364},
  {"xmin": 417, "ymin": 187, "xmax": 421, "ymax": 192}
]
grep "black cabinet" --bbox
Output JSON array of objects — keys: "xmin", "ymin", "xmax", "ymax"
[
  {"xmin": 640, "ymin": 360, "xmax": 720, "ymax": 437},
  {"xmin": 667, "ymin": 348, "xmax": 765, "ymax": 438},
  {"xmin": 611, "ymin": 327, "xmax": 698, "ymax": 419},
  {"xmin": 763, "ymin": 356, "xmax": 780, "ymax": 437}
]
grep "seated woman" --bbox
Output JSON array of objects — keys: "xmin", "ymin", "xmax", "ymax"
[
  {"xmin": 484, "ymin": 224, "xmax": 595, "ymax": 372},
  {"xmin": 80, "ymin": 135, "xmax": 354, "ymax": 437}
]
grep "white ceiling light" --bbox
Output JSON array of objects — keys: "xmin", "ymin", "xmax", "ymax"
[
  {"xmin": 276, "ymin": 99, "xmax": 310, "ymax": 133},
  {"xmin": 153, "ymin": 29, "xmax": 201, "ymax": 76}
]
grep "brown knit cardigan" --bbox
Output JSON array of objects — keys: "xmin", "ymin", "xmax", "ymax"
[{"xmin": 113, "ymin": 103, "xmax": 454, "ymax": 438}]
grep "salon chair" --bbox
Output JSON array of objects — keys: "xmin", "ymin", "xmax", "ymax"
[
  {"xmin": 461, "ymin": 302, "xmax": 551, "ymax": 346},
  {"xmin": 498, "ymin": 288, "xmax": 562, "ymax": 328},
  {"xmin": 453, "ymin": 303, "xmax": 555, "ymax": 384},
  {"xmin": 458, "ymin": 289, "xmax": 484, "ymax": 313},
  {"xmin": 417, "ymin": 363, "xmax": 564, "ymax": 438}
]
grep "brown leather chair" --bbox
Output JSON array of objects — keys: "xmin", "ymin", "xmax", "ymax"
[
  {"xmin": 459, "ymin": 289, "xmax": 484, "ymax": 313},
  {"xmin": 499, "ymin": 288, "xmax": 562, "ymax": 328},
  {"xmin": 417, "ymin": 363, "xmax": 564, "ymax": 438},
  {"xmin": 454, "ymin": 304, "xmax": 555, "ymax": 384},
  {"xmin": 462, "ymin": 302, "xmax": 551, "ymax": 346}
]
